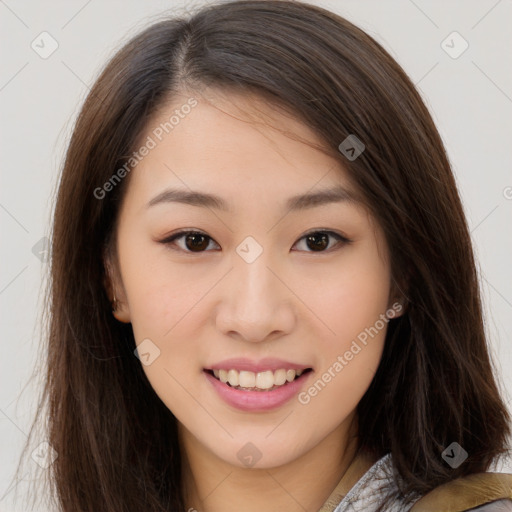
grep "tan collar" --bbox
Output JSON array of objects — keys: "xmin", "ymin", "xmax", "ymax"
[
  {"xmin": 410, "ymin": 472, "xmax": 512, "ymax": 511},
  {"xmin": 318, "ymin": 450, "xmax": 379, "ymax": 512}
]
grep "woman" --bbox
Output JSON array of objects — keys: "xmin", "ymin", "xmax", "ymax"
[{"xmin": 15, "ymin": 1, "xmax": 512, "ymax": 510}]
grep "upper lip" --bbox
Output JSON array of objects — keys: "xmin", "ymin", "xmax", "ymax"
[{"xmin": 205, "ymin": 358, "xmax": 313, "ymax": 373}]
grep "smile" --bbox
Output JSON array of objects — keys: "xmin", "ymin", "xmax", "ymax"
[
  {"xmin": 203, "ymin": 368, "xmax": 314, "ymax": 412},
  {"xmin": 207, "ymin": 368, "xmax": 313, "ymax": 391}
]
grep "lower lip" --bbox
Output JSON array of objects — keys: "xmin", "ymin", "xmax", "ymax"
[{"xmin": 203, "ymin": 370, "xmax": 313, "ymax": 412}]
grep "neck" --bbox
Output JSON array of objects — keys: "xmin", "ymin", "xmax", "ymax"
[{"xmin": 179, "ymin": 413, "xmax": 360, "ymax": 512}]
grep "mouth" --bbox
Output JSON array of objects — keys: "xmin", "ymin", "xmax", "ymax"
[{"xmin": 203, "ymin": 368, "xmax": 314, "ymax": 392}]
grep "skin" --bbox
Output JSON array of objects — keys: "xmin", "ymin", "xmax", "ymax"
[{"xmin": 106, "ymin": 88, "xmax": 403, "ymax": 512}]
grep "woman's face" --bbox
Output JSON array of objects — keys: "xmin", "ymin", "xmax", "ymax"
[{"xmin": 109, "ymin": 89, "xmax": 401, "ymax": 469}]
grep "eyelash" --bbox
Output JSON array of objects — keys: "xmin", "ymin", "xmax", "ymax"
[{"xmin": 158, "ymin": 229, "xmax": 351, "ymax": 254}]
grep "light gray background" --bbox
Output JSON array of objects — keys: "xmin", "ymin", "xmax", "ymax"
[{"xmin": 1, "ymin": 1, "xmax": 511, "ymax": 510}]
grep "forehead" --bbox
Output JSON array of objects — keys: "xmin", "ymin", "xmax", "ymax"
[{"xmin": 124, "ymin": 88, "xmax": 360, "ymax": 213}]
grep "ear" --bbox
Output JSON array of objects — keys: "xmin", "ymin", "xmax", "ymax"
[
  {"xmin": 103, "ymin": 247, "xmax": 131, "ymax": 324},
  {"xmin": 386, "ymin": 299, "xmax": 406, "ymax": 319}
]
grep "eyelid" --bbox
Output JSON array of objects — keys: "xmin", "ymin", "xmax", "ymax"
[
  {"xmin": 293, "ymin": 229, "xmax": 350, "ymax": 251},
  {"xmin": 159, "ymin": 229, "xmax": 220, "ymax": 253},
  {"xmin": 158, "ymin": 228, "xmax": 351, "ymax": 253}
]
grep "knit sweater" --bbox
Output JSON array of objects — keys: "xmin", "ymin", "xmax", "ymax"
[{"xmin": 319, "ymin": 453, "xmax": 512, "ymax": 512}]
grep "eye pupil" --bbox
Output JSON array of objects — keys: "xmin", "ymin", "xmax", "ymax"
[
  {"xmin": 307, "ymin": 233, "xmax": 329, "ymax": 251},
  {"xmin": 186, "ymin": 233, "xmax": 209, "ymax": 252}
]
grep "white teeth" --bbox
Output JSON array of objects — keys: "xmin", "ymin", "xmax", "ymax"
[
  {"xmin": 227, "ymin": 369, "xmax": 239, "ymax": 387},
  {"xmin": 219, "ymin": 369, "xmax": 228, "ymax": 383},
  {"xmin": 209, "ymin": 368, "xmax": 309, "ymax": 390},
  {"xmin": 256, "ymin": 370, "xmax": 274, "ymax": 390},
  {"xmin": 239, "ymin": 370, "xmax": 256, "ymax": 388},
  {"xmin": 273, "ymin": 369, "xmax": 287, "ymax": 386}
]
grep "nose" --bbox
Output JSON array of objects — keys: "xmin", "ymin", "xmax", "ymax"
[{"xmin": 215, "ymin": 244, "xmax": 296, "ymax": 343}]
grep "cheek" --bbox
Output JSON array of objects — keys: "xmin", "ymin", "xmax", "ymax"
[
  {"xmin": 117, "ymin": 235, "xmax": 213, "ymax": 401},
  {"xmin": 318, "ymin": 288, "xmax": 387, "ymax": 395},
  {"xmin": 117, "ymin": 230, "xmax": 201, "ymax": 337},
  {"xmin": 299, "ymin": 268, "xmax": 390, "ymax": 417},
  {"xmin": 300, "ymin": 335, "xmax": 385, "ymax": 423},
  {"xmin": 298, "ymin": 241, "xmax": 390, "ymax": 406},
  {"xmin": 301, "ymin": 245, "xmax": 391, "ymax": 343}
]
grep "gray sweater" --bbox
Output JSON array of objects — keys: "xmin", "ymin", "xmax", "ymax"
[{"xmin": 331, "ymin": 453, "xmax": 512, "ymax": 511}]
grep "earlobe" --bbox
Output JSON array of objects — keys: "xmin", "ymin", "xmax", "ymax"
[
  {"xmin": 388, "ymin": 277, "xmax": 409, "ymax": 319},
  {"xmin": 103, "ymin": 252, "xmax": 131, "ymax": 323},
  {"xmin": 386, "ymin": 293, "xmax": 408, "ymax": 319},
  {"xmin": 112, "ymin": 300, "xmax": 131, "ymax": 323},
  {"xmin": 387, "ymin": 300, "xmax": 406, "ymax": 319}
]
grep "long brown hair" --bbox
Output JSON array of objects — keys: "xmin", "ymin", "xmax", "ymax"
[{"xmin": 14, "ymin": 1, "xmax": 510, "ymax": 510}]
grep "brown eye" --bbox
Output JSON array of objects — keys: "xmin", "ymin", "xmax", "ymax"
[
  {"xmin": 160, "ymin": 229, "xmax": 349, "ymax": 254},
  {"xmin": 294, "ymin": 230, "xmax": 348, "ymax": 253},
  {"xmin": 161, "ymin": 230, "xmax": 219, "ymax": 253},
  {"xmin": 305, "ymin": 233, "xmax": 329, "ymax": 251},
  {"xmin": 183, "ymin": 233, "xmax": 210, "ymax": 252}
]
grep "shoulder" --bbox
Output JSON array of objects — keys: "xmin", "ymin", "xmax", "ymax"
[
  {"xmin": 410, "ymin": 471, "xmax": 512, "ymax": 512},
  {"xmin": 332, "ymin": 454, "xmax": 512, "ymax": 512}
]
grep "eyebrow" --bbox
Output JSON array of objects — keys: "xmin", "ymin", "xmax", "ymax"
[{"xmin": 146, "ymin": 185, "xmax": 358, "ymax": 212}]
